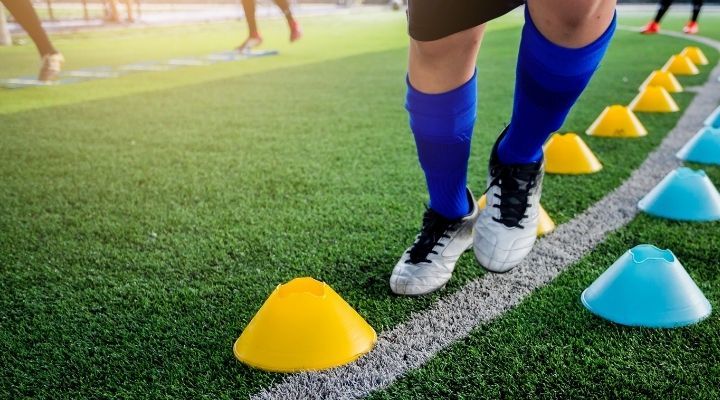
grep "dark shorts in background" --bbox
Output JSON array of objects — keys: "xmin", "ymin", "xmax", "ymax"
[{"xmin": 408, "ymin": 0, "xmax": 525, "ymax": 41}]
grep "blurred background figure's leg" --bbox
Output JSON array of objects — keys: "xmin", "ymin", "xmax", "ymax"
[
  {"xmin": 642, "ymin": 0, "xmax": 672, "ymax": 34},
  {"xmin": 237, "ymin": 0, "xmax": 263, "ymax": 51},
  {"xmin": 0, "ymin": 0, "xmax": 64, "ymax": 80},
  {"xmin": 237, "ymin": 0, "xmax": 302, "ymax": 52},
  {"xmin": 271, "ymin": 0, "xmax": 302, "ymax": 42},
  {"xmin": 0, "ymin": 4, "xmax": 12, "ymax": 46},
  {"xmin": 124, "ymin": 0, "xmax": 135, "ymax": 23},
  {"xmin": 683, "ymin": 0, "xmax": 702, "ymax": 34},
  {"xmin": 104, "ymin": 0, "xmax": 121, "ymax": 22}
]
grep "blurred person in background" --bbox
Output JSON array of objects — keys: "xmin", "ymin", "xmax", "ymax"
[
  {"xmin": 1, "ymin": 0, "xmax": 64, "ymax": 81},
  {"xmin": 236, "ymin": 0, "xmax": 302, "ymax": 52},
  {"xmin": 104, "ymin": 0, "xmax": 135, "ymax": 23},
  {"xmin": 641, "ymin": 0, "xmax": 703, "ymax": 34}
]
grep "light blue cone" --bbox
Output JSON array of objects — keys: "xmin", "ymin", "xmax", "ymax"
[
  {"xmin": 705, "ymin": 105, "xmax": 720, "ymax": 128},
  {"xmin": 581, "ymin": 245, "xmax": 711, "ymax": 328},
  {"xmin": 638, "ymin": 167, "xmax": 720, "ymax": 221},
  {"xmin": 677, "ymin": 127, "xmax": 720, "ymax": 165}
]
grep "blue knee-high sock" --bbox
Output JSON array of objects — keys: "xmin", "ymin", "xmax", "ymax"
[
  {"xmin": 498, "ymin": 9, "xmax": 617, "ymax": 164},
  {"xmin": 406, "ymin": 71, "xmax": 477, "ymax": 219}
]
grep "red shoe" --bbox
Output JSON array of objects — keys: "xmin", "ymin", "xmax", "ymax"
[
  {"xmin": 641, "ymin": 21, "xmax": 660, "ymax": 34},
  {"xmin": 237, "ymin": 34, "xmax": 263, "ymax": 53},
  {"xmin": 683, "ymin": 21, "xmax": 699, "ymax": 35},
  {"xmin": 289, "ymin": 21, "xmax": 303, "ymax": 43}
]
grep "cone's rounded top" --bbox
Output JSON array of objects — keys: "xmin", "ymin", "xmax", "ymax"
[
  {"xmin": 586, "ymin": 105, "xmax": 647, "ymax": 137},
  {"xmin": 544, "ymin": 132, "xmax": 602, "ymax": 174},
  {"xmin": 629, "ymin": 85, "xmax": 679, "ymax": 113},
  {"xmin": 681, "ymin": 46, "xmax": 709, "ymax": 65},
  {"xmin": 663, "ymin": 54, "xmax": 699, "ymax": 75},
  {"xmin": 277, "ymin": 277, "xmax": 327, "ymax": 298},
  {"xmin": 642, "ymin": 70, "xmax": 682, "ymax": 92},
  {"xmin": 629, "ymin": 244, "xmax": 675, "ymax": 264}
]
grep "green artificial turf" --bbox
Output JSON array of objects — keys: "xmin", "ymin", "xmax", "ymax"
[
  {"xmin": 371, "ymin": 12, "xmax": 720, "ymax": 400},
  {"xmin": 1, "ymin": 9, "xmax": 719, "ymax": 399},
  {"xmin": 370, "ymin": 203, "xmax": 720, "ymax": 400}
]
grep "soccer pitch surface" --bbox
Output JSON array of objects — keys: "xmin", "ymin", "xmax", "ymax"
[{"xmin": 1, "ymin": 10, "xmax": 720, "ymax": 399}]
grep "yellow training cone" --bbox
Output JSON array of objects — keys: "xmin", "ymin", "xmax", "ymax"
[
  {"xmin": 543, "ymin": 133, "xmax": 602, "ymax": 174},
  {"xmin": 586, "ymin": 105, "xmax": 648, "ymax": 138},
  {"xmin": 680, "ymin": 46, "xmax": 709, "ymax": 66},
  {"xmin": 537, "ymin": 206, "xmax": 556, "ymax": 236},
  {"xmin": 640, "ymin": 70, "xmax": 683, "ymax": 93},
  {"xmin": 629, "ymin": 85, "xmax": 679, "ymax": 113},
  {"xmin": 661, "ymin": 54, "xmax": 699, "ymax": 76},
  {"xmin": 233, "ymin": 277, "xmax": 376, "ymax": 372},
  {"xmin": 478, "ymin": 195, "xmax": 555, "ymax": 236}
]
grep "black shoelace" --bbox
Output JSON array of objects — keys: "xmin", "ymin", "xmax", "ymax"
[
  {"xmin": 407, "ymin": 208, "xmax": 459, "ymax": 264},
  {"xmin": 486, "ymin": 164, "xmax": 539, "ymax": 229}
]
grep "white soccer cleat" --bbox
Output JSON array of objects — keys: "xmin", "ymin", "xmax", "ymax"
[
  {"xmin": 38, "ymin": 52, "xmax": 64, "ymax": 82},
  {"xmin": 474, "ymin": 129, "xmax": 544, "ymax": 273},
  {"xmin": 390, "ymin": 189, "xmax": 479, "ymax": 296}
]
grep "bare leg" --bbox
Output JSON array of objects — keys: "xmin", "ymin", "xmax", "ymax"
[
  {"xmin": 241, "ymin": 0, "xmax": 259, "ymax": 37},
  {"xmin": 271, "ymin": 0, "xmax": 296, "ymax": 26},
  {"xmin": 124, "ymin": 0, "xmax": 134, "ymax": 22},
  {"xmin": 1, "ymin": 0, "xmax": 57, "ymax": 56},
  {"xmin": 527, "ymin": 0, "xmax": 616, "ymax": 48},
  {"xmin": 408, "ymin": 25, "xmax": 485, "ymax": 94}
]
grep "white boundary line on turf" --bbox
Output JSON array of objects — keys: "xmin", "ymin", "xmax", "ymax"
[{"xmin": 253, "ymin": 30, "xmax": 720, "ymax": 400}]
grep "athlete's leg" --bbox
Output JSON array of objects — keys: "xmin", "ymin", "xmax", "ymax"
[
  {"xmin": 1, "ymin": 0, "xmax": 64, "ymax": 81},
  {"xmin": 389, "ymin": 27, "xmax": 483, "ymax": 295},
  {"xmin": 271, "ymin": 0, "xmax": 295, "ymax": 26},
  {"xmin": 1, "ymin": 0, "xmax": 57, "ymax": 56},
  {"xmin": 270, "ymin": 0, "xmax": 302, "ymax": 42},
  {"xmin": 391, "ymin": 0, "xmax": 522, "ymax": 295},
  {"xmin": 407, "ymin": 26, "xmax": 484, "ymax": 219},
  {"xmin": 654, "ymin": 0, "xmax": 674, "ymax": 23},
  {"xmin": 641, "ymin": 0, "xmax": 670, "ymax": 33},
  {"xmin": 124, "ymin": 0, "xmax": 134, "ymax": 22},
  {"xmin": 691, "ymin": 0, "xmax": 703, "ymax": 22},
  {"xmin": 684, "ymin": 0, "xmax": 702, "ymax": 34},
  {"xmin": 241, "ymin": 0, "xmax": 259, "ymax": 37},
  {"xmin": 238, "ymin": 0, "xmax": 263, "ymax": 51},
  {"xmin": 497, "ymin": 0, "xmax": 616, "ymax": 164},
  {"xmin": 474, "ymin": 0, "xmax": 616, "ymax": 273}
]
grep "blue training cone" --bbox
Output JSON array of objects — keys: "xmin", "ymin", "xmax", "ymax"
[
  {"xmin": 705, "ymin": 106, "xmax": 720, "ymax": 128},
  {"xmin": 677, "ymin": 127, "xmax": 720, "ymax": 165},
  {"xmin": 638, "ymin": 167, "xmax": 720, "ymax": 221},
  {"xmin": 581, "ymin": 245, "xmax": 711, "ymax": 328}
]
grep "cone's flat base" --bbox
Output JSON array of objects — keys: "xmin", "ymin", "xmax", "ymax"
[
  {"xmin": 581, "ymin": 290, "xmax": 711, "ymax": 328},
  {"xmin": 676, "ymin": 128, "xmax": 720, "ymax": 165},
  {"xmin": 638, "ymin": 167, "xmax": 720, "ymax": 221},
  {"xmin": 581, "ymin": 245, "xmax": 712, "ymax": 328},
  {"xmin": 233, "ymin": 277, "xmax": 376, "ymax": 372},
  {"xmin": 586, "ymin": 105, "xmax": 648, "ymax": 138}
]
